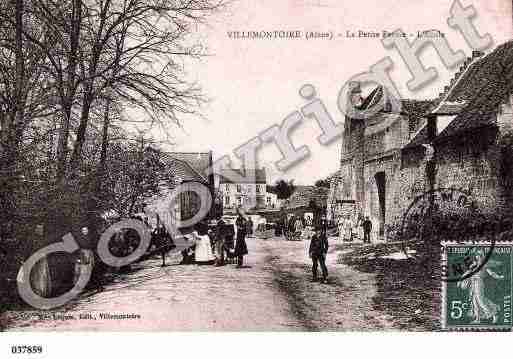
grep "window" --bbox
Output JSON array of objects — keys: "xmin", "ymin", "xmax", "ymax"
[
  {"xmin": 236, "ymin": 184, "xmax": 242, "ymax": 193},
  {"xmin": 225, "ymin": 196, "xmax": 230, "ymax": 206},
  {"xmin": 225, "ymin": 184, "xmax": 230, "ymax": 192},
  {"xmin": 256, "ymin": 184, "xmax": 261, "ymax": 193},
  {"xmin": 237, "ymin": 197, "xmax": 243, "ymax": 205}
]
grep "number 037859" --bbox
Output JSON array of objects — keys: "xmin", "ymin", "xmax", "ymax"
[{"xmin": 11, "ymin": 345, "xmax": 43, "ymax": 354}]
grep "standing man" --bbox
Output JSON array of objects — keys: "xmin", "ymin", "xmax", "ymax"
[
  {"xmin": 214, "ymin": 215, "xmax": 226, "ymax": 266},
  {"xmin": 362, "ymin": 216, "xmax": 372, "ymax": 244},
  {"xmin": 308, "ymin": 226, "xmax": 329, "ymax": 283},
  {"xmin": 234, "ymin": 208, "xmax": 249, "ymax": 268},
  {"xmin": 156, "ymin": 225, "xmax": 174, "ymax": 267}
]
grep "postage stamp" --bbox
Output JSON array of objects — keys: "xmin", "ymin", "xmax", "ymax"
[{"xmin": 441, "ymin": 242, "xmax": 513, "ymax": 331}]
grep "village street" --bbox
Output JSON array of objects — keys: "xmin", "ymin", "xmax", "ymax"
[{"xmin": 2, "ymin": 237, "xmax": 397, "ymax": 331}]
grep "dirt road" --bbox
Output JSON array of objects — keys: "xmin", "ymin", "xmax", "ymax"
[{"xmin": 3, "ymin": 237, "xmax": 396, "ymax": 331}]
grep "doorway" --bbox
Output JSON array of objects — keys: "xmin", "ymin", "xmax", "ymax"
[{"xmin": 374, "ymin": 172, "xmax": 386, "ymax": 236}]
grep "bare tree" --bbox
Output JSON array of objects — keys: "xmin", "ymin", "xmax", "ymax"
[
  {"xmin": 69, "ymin": 0, "xmax": 226, "ymax": 175},
  {"xmin": 2, "ymin": 0, "xmax": 224, "ymax": 217},
  {"xmin": 0, "ymin": 0, "xmax": 55, "ymax": 225}
]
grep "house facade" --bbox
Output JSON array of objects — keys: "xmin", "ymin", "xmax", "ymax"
[
  {"xmin": 157, "ymin": 152, "xmax": 215, "ymax": 223},
  {"xmin": 218, "ymin": 168, "xmax": 268, "ymax": 211},
  {"xmin": 265, "ymin": 191, "xmax": 279, "ymax": 209},
  {"xmin": 333, "ymin": 43, "xmax": 513, "ymax": 240}
]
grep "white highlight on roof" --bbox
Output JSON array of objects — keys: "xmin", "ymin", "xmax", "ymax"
[{"xmin": 431, "ymin": 50, "xmax": 493, "ymax": 114}]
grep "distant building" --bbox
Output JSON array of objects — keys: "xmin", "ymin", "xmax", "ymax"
[
  {"xmin": 265, "ymin": 191, "xmax": 278, "ymax": 209},
  {"xmin": 218, "ymin": 168, "xmax": 268, "ymax": 211},
  {"xmin": 284, "ymin": 185, "xmax": 329, "ymax": 215}
]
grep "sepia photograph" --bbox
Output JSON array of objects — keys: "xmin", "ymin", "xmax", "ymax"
[{"xmin": 0, "ymin": 0, "xmax": 512, "ymax": 357}]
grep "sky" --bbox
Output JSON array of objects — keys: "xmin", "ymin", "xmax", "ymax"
[{"xmin": 159, "ymin": 0, "xmax": 512, "ymax": 185}]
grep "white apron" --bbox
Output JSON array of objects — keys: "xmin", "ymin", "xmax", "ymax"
[{"xmin": 193, "ymin": 232, "xmax": 215, "ymax": 263}]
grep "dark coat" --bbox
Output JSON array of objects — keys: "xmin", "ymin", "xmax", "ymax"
[
  {"xmin": 362, "ymin": 219, "xmax": 372, "ymax": 233},
  {"xmin": 235, "ymin": 216, "xmax": 248, "ymax": 256},
  {"xmin": 215, "ymin": 219, "xmax": 226, "ymax": 241},
  {"xmin": 309, "ymin": 233, "xmax": 328, "ymax": 257}
]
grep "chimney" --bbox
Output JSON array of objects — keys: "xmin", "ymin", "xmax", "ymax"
[
  {"xmin": 347, "ymin": 81, "xmax": 363, "ymax": 112},
  {"xmin": 427, "ymin": 114, "xmax": 437, "ymax": 141}
]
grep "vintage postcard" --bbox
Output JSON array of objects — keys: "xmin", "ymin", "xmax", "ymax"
[{"xmin": 1, "ymin": 0, "xmax": 513, "ymax": 346}]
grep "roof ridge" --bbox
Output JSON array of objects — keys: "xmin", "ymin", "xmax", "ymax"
[
  {"xmin": 177, "ymin": 159, "xmax": 209, "ymax": 183},
  {"xmin": 160, "ymin": 153, "xmax": 209, "ymax": 183},
  {"xmin": 432, "ymin": 50, "xmax": 489, "ymax": 113}
]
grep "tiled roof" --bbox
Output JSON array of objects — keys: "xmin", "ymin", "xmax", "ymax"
[
  {"xmin": 437, "ymin": 41, "xmax": 513, "ymax": 139},
  {"xmin": 160, "ymin": 153, "xmax": 208, "ymax": 184},
  {"xmin": 286, "ymin": 186, "xmax": 329, "ymax": 210},
  {"xmin": 359, "ymin": 85, "xmax": 435, "ymax": 116},
  {"xmin": 403, "ymin": 41, "xmax": 513, "ymax": 148},
  {"xmin": 218, "ymin": 168, "xmax": 267, "ymax": 184},
  {"xmin": 166, "ymin": 152, "xmax": 212, "ymax": 181}
]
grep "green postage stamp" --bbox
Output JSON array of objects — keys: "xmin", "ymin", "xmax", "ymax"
[{"xmin": 442, "ymin": 242, "xmax": 513, "ymax": 331}]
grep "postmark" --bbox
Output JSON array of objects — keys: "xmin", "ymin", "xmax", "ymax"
[
  {"xmin": 399, "ymin": 188, "xmax": 490, "ymax": 269},
  {"xmin": 441, "ymin": 241, "xmax": 513, "ymax": 331}
]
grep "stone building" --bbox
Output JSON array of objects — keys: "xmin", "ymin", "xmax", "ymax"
[{"xmin": 334, "ymin": 42, "xmax": 513, "ymax": 241}]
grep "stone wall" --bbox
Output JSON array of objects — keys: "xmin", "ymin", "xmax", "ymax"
[{"xmin": 434, "ymin": 127, "xmax": 499, "ymax": 216}]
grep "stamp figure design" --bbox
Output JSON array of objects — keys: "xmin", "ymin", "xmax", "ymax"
[{"xmin": 442, "ymin": 243, "xmax": 513, "ymax": 330}]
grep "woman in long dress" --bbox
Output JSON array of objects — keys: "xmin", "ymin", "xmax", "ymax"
[
  {"xmin": 337, "ymin": 216, "xmax": 344, "ymax": 240},
  {"xmin": 234, "ymin": 209, "xmax": 249, "ymax": 267},
  {"xmin": 356, "ymin": 214, "xmax": 364, "ymax": 241},
  {"xmin": 193, "ymin": 223, "xmax": 215, "ymax": 264},
  {"xmin": 343, "ymin": 216, "xmax": 353, "ymax": 241},
  {"xmin": 459, "ymin": 251, "xmax": 504, "ymax": 323}
]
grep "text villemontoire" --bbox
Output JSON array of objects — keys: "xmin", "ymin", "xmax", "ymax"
[{"xmin": 99, "ymin": 313, "xmax": 141, "ymax": 320}]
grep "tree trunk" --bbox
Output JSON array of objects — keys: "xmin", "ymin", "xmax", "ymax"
[
  {"xmin": 0, "ymin": 0, "xmax": 25, "ymax": 225},
  {"xmin": 55, "ymin": 0, "xmax": 82, "ymax": 182},
  {"xmin": 69, "ymin": 91, "xmax": 93, "ymax": 174}
]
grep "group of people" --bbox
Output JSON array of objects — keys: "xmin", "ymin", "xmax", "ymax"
[
  {"xmin": 337, "ymin": 215, "xmax": 373, "ymax": 243},
  {"xmin": 181, "ymin": 208, "xmax": 249, "ymax": 268}
]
